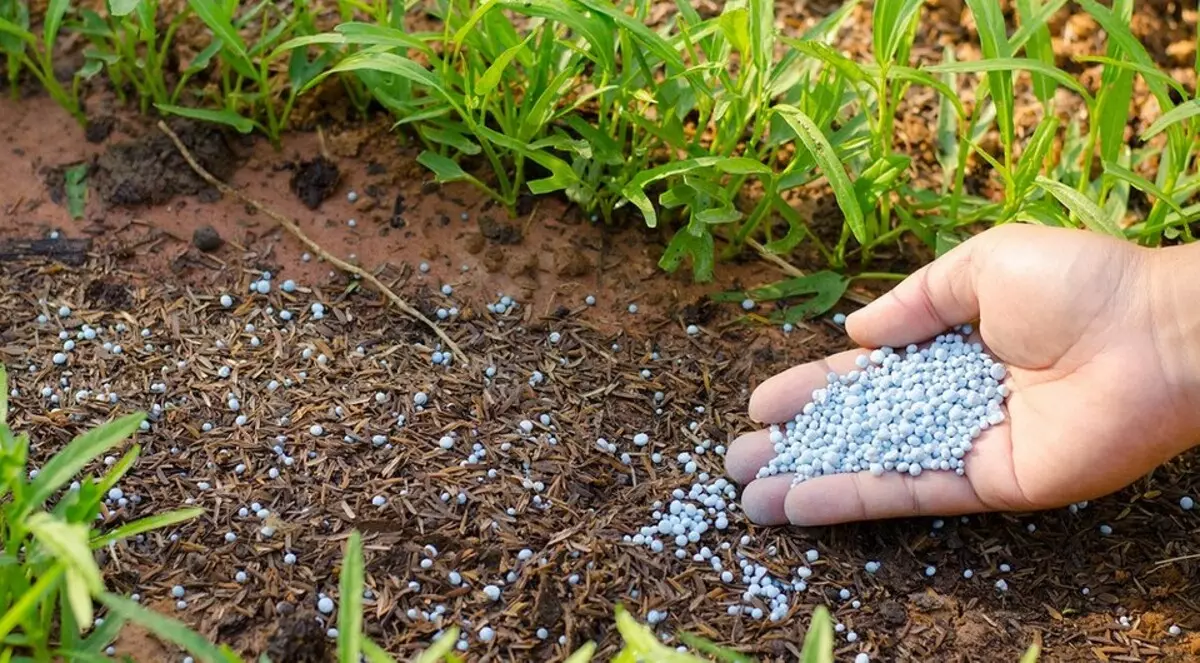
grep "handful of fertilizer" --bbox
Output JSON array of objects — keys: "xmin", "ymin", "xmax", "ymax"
[{"xmin": 757, "ymin": 326, "xmax": 1009, "ymax": 485}]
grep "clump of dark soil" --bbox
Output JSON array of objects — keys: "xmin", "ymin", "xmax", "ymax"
[
  {"xmin": 265, "ymin": 614, "xmax": 330, "ymax": 663},
  {"xmin": 93, "ymin": 121, "xmax": 236, "ymax": 206},
  {"xmin": 85, "ymin": 116, "xmax": 114, "ymax": 144},
  {"xmin": 192, "ymin": 224, "xmax": 223, "ymax": 252},
  {"xmin": 290, "ymin": 156, "xmax": 340, "ymax": 209},
  {"xmin": 478, "ymin": 214, "xmax": 523, "ymax": 244},
  {"xmin": 83, "ymin": 279, "xmax": 133, "ymax": 310}
]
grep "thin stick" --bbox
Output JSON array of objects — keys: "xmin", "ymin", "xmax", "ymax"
[
  {"xmin": 745, "ymin": 238, "xmax": 876, "ymax": 307},
  {"xmin": 157, "ymin": 121, "xmax": 468, "ymax": 365}
]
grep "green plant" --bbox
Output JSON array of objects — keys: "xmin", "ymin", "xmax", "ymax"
[
  {"xmin": 155, "ymin": 0, "xmax": 331, "ymax": 145},
  {"xmin": 0, "ymin": 0, "xmax": 94, "ymax": 124},
  {"xmin": 73, "ymin": 0, "xmax": 194, "ymax": 115},
  {"xmin": 0, "ymin": 363, "xmax": 202, "ymax": 661}
]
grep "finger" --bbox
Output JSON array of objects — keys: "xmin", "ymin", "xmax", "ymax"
[
  {"xmin": 845, "ymin": 232, "xmax": 986, "ymax": 349},
  {"xmin": 739, "ymin": 474, "xmax": 795, "ymax": 525},
  {"xmin": 783, "ymin": 469, "xmax": 989, "ymax": 526},
  {"xmin": 748, "ymin": 349, "xmax": 869, "ymax": 424},
  {"xmin": 725, "ymin": 430, "xmax": 777, "ymax": 485}
]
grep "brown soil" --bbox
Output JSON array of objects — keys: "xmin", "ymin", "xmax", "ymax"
[{"xmin": 2, "ymin": 2, "xmax": 1200, "ymax": 663}]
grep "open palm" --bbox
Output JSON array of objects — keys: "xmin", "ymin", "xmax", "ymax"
[{"xmin": 726, "ymin": 225, "xmax": 1200, "ymax": 526}]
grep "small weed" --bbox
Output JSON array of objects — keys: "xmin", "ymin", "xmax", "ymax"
[{"xmin": 0, "ymin": 363, "xmax": 202, "ymax": 660}]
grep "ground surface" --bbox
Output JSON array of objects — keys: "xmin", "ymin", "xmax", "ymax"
[{"xmin": 4, "ymin": 2, "xmax": 1200, "ymax": 662}]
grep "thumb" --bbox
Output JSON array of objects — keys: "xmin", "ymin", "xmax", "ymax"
[{"xmin": 846, "ymin": 234, "xmax": 985, "ymax": 348}]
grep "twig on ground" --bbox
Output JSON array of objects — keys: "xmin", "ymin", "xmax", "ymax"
[{"xmin": 157, "ymin": 121, "xmax": 468, "ymax": 365}]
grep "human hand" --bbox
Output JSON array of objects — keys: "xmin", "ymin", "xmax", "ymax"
[{"xmin": 726, "ymin": 224, "xmax": 1200, "ymax": 526}]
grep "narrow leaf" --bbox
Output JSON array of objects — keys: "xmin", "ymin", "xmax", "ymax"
[
  {"xmin": 1036, "ymin": 176, "xmax": 1125, "ymax": 237},
  {"xmin": 775, "ymin": 105, "xmax": 868, "ymax": 244},
  {"xmin": 800, "ymin": 606, "xmax": 835, "ymax": 662},
  {"xmin": 65, "ymin": 164, "xmax": 88, "ymax": 220},
  {"xmin": 24, "ymin": 413, "xmax": 144, "ymax": 517},
  {"xmin": 155, "ymin": 104, "xmax": 256, "ymax": 133},
  {"xmin": 925, "ymin": 58, "xmax": 1092, "ymax": 104},
  {"xmin": 1102, "ymin": 161, "xmax": 1187, "ymax": 217},
  {"xmin": 338, "ymin": 532, "xmax": 365, "ymax": 663},
  {"xmin": 1142, "ymin": 98, "xmax": 1200, "ymax": 141},
  {"xmin": 90, "ymin": 508, "xmax": 204, "ymax": 549},
  {"xmin": 964, "ymin": 0, "xmax": 1015, "ymax": 159},
  {"xmin": 416, "ymin": 152, "xmax": 469, "ymax": 183},
  {"xmin": 1015, "ymin": 0, "xmax": 1055, "ymax": 105}
]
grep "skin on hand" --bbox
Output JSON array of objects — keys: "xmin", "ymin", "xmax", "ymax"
[{"xmin": 726, "ymin": 225, "xmax": 1200, "ymax": 527}]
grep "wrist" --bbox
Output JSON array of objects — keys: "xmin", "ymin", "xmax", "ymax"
[{"xmin": 1147, "ymin": 242, "xmax": 1200, "ymax": 448}]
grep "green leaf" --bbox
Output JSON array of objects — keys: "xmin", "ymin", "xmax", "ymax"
[
  {"xmin": 416, "ymin": 151, "xmax": 469, "ymax": 183},
  {"xmin": 873, "ymin": 0, "xmax": 923, "ymax": 65},
  {"xmin": 65, "ymin": 163, "xmax": 87, "ymax": 220},
  {"xmin": 1036, "ymin": 176, "xmax": 1125, "ymax": 237},
  {"xmin": 155, "ymin": 104, "xmax": 256, "ymax": 134},
  {"xmin": 415, "ymin": 627, "xmax": 460, "ymax": 663},
  {"xmin": 1020, "ymin": 642, "xmax": 1042, "ymax": 663},
  {"xmin": 964, "ymin": 0, "xmax": 1014, "ymax": 160},
  {"xmin": 888, "ymin": 65, "xmax": 966, "ymax": 120},
  {"xmin": 108, "ymin": 0, "xmax": 142, "ymax": 17},
  {"xmin": 477, "ymin": 32, "xmax": 534, "ymax": 96},
  {"xmin": 27, "ymin": 513, "xmax": 103, "ymax": 627},
  {"xmin": 800, "ymin": 605, "xmax": 835, "ymax": 663},
  {"xmin": 0, "ymin": 15, "xmax": 37, "ymax": 49},
  {"xmin": 713, "ymin": 271, "xmax": 849, "ymax": 304},
  {"xmin": 338, "ymin": 532, "xmax": 364, "ymax": 663},
  {"xmin": 420, "ymin": 126, "xmax": 481, "ymax": 155},
  {"xmin": 925, "ymin": 58, "xmax": 1092, "ymax": 104},
  {"xmin": 99, "ymin": 593, "xmax": 243, "ymax": 663},
  {"xmin": 1142, "ymin": 98, "xmax": 1200, "ymax": 141},
  {"xmin": 0, "ymin": 564, "xmax": 63, "ymax": 644},
  {"xmin": 748, "ymin": 0, "xmax": 774, "ymax": 79},
  {"xmin": 312, "ymin": 52, "xmax": 448, "ymax": 101},
  {"xmin": 659, "ymin": 225, "xmax": 715, "ymax": 282},
  {"xmin": 1015, "ymin": 0, "xmax": 1055, "ymax": 105},
  {"xmin": 185, "ymin": 0, "xmax": 254, "ymax": 78},
  {"xmin": 676, "ymin": 631, "xmax": 756, "ymax": 662},
  {"xmin": 1077, "ymin": 0, "xmax": 1175, "ymax": 116},
  {"xmin": 936, "ymin": 46, "xmax": 959, "ymax": 191},
  {"xmin": 1073, "ymin": 56, "xmax": 1190, "ymax": 99},
  {"xmin": 621, "ymin": 157, "xmax": 771, "ymax": 229},
  {"xmin": 184, "ymin": 39, "xmax": 223, "ymax": 75},
  {"xmin": 1013, "ymin": 115, "xmax": 1059, "ymax": 196},
  {"xmin": 362, "ymin": 639, "xmax": 399, "ymax": 663},
  {"xmin": 1102, "ymin": 160, "xmax": 1188, "ymax": 218},
  {"xmin": 43, "ymin": 0, "xmax": 69, "ymax": 52},
  {"xmin": 775, "ymin": 105, "xmax": 868, "ymax": 244},
  {"xmin": 779, "ymin": 38, "xmax": 868, "ymax": 84},
  {"xmin": 563, "ymin": 641, "xmax": 597, "ymax": 663},
  {"xmin": 23, "ymin": 413, "xmax": 143, "ymax": 517},
  {"xmin": 1092, "ymin": 0, "xmax": 1134, "ymax": 165},
  {"xmin": 935, "ymin": 229, "xmax": 965, "ymax": 256},
  {"xmin": 90, "ymin": 508, "xmax": 204, "ymax": 549}
]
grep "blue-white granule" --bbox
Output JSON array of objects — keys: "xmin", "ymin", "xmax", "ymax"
[{"xmin": 757, "ymin": 330, "xmax": 1009, "ymax": 485}]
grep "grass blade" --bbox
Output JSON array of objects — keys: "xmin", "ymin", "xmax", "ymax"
[
  {"xmin": 43, "ymin": 0, "xmax": 69, "ymax": 52},
  {"xmin": 337, "ymin": 532, "xmax": 365, "ymax": 663},
  {"xmin": 1093, "ymin": 0, "xmax": 1134, "ymax": 165},
  {"xmin": 417, "ymin": 152, "xmax": 470, "ymax": 182},
  {"xmin": 1073, "ymin": 56, "xmax": 1190, "ymax": 99},
  {"xmin": 0, "ymin": 564, "xmax": 63, "ymax": 643},
  {"xmin": 964, "ymin": 0, "xmax": 1015, "ymax": 163},
  {"xmin": 775, "ymin": 105, "xmax": 868, "ymax": 244},
  {"xmin": 1015, "ymin": 0, "xmax": 1055, "ymax": 106},
  {"xmin": 564, "ymin": 642, "xmax": 597, "ymax": 663},
  {"xmin": 98, "ymin": 593, "xmax": 242, "ymax": 663},
  {"xmin": 1013, "ymin": 115, "xmax": 1059, "ymax": 196},
  {"xmin": 1036, "ymin": 176, "xmax": 1125, "ymax": 237},
  {"xmin": 155, "ymin": 104, "xmax": 256, "ymax": 133},
  {"xmin": 185, "ymin": 0, "xmax": 253, "ymax": 75},
  {"xmin": 1, "ymin": 363, "xmax": 8, "ymax": 423},
  {"xmin": 1102, "ymin": 160, "xmax": 1188, "ymax": 217},
  {"xmin": 621, "ymin": 157, "xmax": 772, "ymax": 228},
  {"xmin": 936, "ymin": 45, "xmax": 959, "ymax": 191},
  {"xmin": 800, "ymin": 605, "xmax": 835, "ymax": 662},
  {"xmin": 925, "ymin": 58, "xmax": 1092, "ymax": 104},
  {"xmin": 415, "ymin": 627, "xmax": 460, "ymax": 663},
  {"xmin": 90, "ymin": 508, "xmax": 204, "ymax": 549},
  {"xmin": 23, "ymin": 412, "xmax": 143, "ymax": 517},
  {"xmin": 675, "ymin": 631, "xmax": 755, "ymax": 662},
  {"xmin": 873, "ymin": 0, "xmax": 923, "ymax": 65},
  {"xmin": 361, "ymin": 640, "xmax": 399, "ymax": 663},
  {"xmin": 1141, "ymin": 98, "xmax": 1200, "ymax": 141}
]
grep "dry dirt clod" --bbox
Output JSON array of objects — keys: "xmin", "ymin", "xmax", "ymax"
[
  {"xmin": 192, "ymin": 224, "xmax": 223, "ymax": 252},
  {"xmin": 290, "ymin": 156, "xmax": 340, "ymax": 210}
]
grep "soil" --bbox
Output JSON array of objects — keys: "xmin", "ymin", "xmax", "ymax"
[{"xmin": 2, "ymin": 2, "xmax": 1200, "ymax": 663}]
